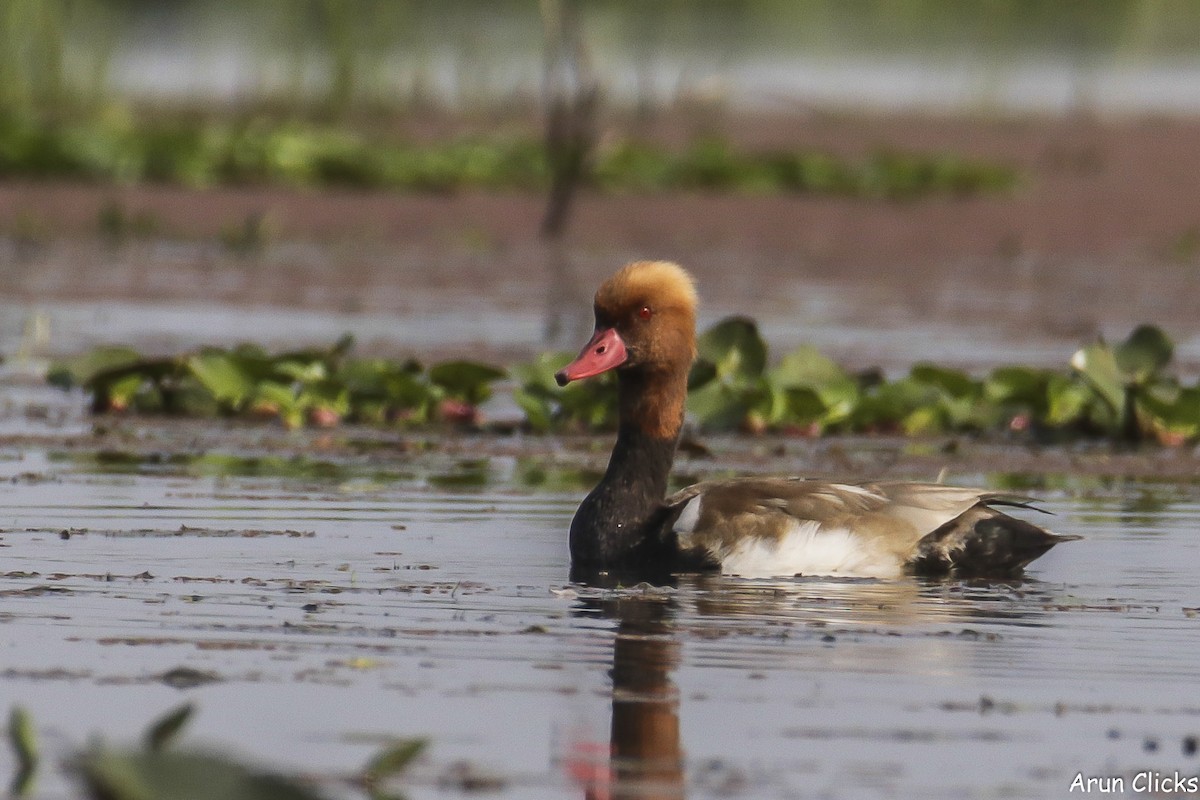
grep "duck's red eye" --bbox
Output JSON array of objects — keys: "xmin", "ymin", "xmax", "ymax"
[{"xmin": 639, "ymin": 306, "xmax": 652, "ymax": 320}]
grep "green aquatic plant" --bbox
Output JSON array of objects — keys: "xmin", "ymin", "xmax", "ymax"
[
  {"xmin": 1070, "ymin": 324, "xmax": 1177, "ymax": 443},
  {"xmin": 47, "ymin": 337, "xmax": 505, "ymax": 429},
  {"xmin": 45, "ymin": 322, "xmax": 1200, "ymax": 444},
  {"xmin": 511, "ymin": 351, "xmax": 618, "ymax": 432},
  {"xmin": 686, "ymin": 316, "xmax": 772, "ymax": 431},
  {"xmin": 0, "ymin": 107, "xmax": 1017, "ymax": 199},
  {"xmin": 8, "ymin": 703, "xmax": 428, "ymax": 800},
  {"xmin": 73, "ymin": 703, "xmax": 327, "ymax": 800},
  {"xmin": 673, "ymin": 318, "xmax": 1200, "ymax": 442},
  {"xmin": 7, "ymin": 706, "xmax": 38, "ymax": 797}
]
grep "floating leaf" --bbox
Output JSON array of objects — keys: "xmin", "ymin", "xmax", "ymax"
[
  {"xmin": 984, "ymin": 366, "xmax": 1051, "ymax": 408},
  {"xmin": 40, "ymin": 321, "xmax": 1200, "ymax": 442},
  {"xmin": 186, "ymin": 352, "xmax": 257, "ymax": 409},
  {"xmin": 9, "ymin": 706, "xmax": 38, "ymax": 798},
  {"xmin": 75, "ymin": 750, "xmax": 327, "ymax": 800},
  {"xmin": 1070, "ymin": 340, "xmax": 1124, "ymax": 415},
  {"xmin": 772, "ymin": 345, "xmax": 850, "ymax": 390},
  {"xmin": 1045, "ymin": 375, "xmax": 1098, "ymax": 429},
  {"xmin": 273, "ymin": 358, "xmax": 328, "ymax": 384},
  {"xmin": 429, "ymin": 361, "xmax": 506, "ymax": 405},
  {"xmin": 1071, "ymin": 326, "xmax": 1177, "ymax": 441},
  {"xmin": 1113, "ymin": 324, "xmax": 1173, "ymax": 384},
  {"xmin": 516, "ymin": 352, "xmax": 616, "ymax": 431},
  {"xmin": 902, "ymin": 404, "xmax": 948, "ymax": 436},
  {"xmin": 776, "ymin": 386, "xmax": 826, "ymax": 428},
  {"xmin": 1140, "ymin": 385, "xmax": 1200, "ymax": 439},
  {"xmin": 767, "ymin": 347, "xmax": 857, "ymax": 423},
  {"xmin": 143, "ymin": 704, "xmax": 194, "ymax": 753},
  {"xmin": 362, "ymin": 738, "xmax": 426, "ymax": 791},
  {"xmin": 909, "ymin": 363, "xmax": 979, "ymax": 400},
  {"xmin": 688, "ymin": 380, "xmax": 767, "ymax": 431},
  {"xmin": 513, "ymin": 388, "xmax": 553, "ymax": 433},
  {"xmin": 687, "ymin": 359, "xmax": 718, "ymax": 391},
  {"xmin": 695, "ymin": 316, "xmax": 767, "ymax": 381},
  {"xmin": 47, "ymin": 346, "xmax": 143, "ymax": 390}
]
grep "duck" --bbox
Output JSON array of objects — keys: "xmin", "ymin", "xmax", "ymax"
[{"xmin": 555, "ymin": 260, "xmax": 1079, "ymax": 581}]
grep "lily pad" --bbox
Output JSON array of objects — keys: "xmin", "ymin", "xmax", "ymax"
[
  {"xmin": 429, "ymin": 361, "xmax": 506, "ymax": 405},
  {"xmin": 1113, "ymin": 324, "xmax": 1173, "ymax": 384},
  {"xmin": 695, "ymin": 316, "xmax": 767, "ymax": 381},
  {"xmin": 1070, "ymin": 341, "xmax": 1124, "ymax": 415},
  {"xmin": 75, "ymin": 750, "xmax": 327, "ymax": 800},
  {"xmin": 186, "ymin": 351, "xmax": 258, "ymax": 409}
]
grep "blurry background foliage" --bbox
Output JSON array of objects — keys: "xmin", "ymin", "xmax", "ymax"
[
  {"xmin": 5, "ymin": 1, "xmax": 1200, "ymax": 117},
  {"xmin": 4, "ymin": 1, "xmax": 1200, "ymax": 193}
]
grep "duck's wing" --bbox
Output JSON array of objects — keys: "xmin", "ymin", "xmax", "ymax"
[{"xmin": 662, "ymin": 478, "xmax": 1064, "ymax": 578}]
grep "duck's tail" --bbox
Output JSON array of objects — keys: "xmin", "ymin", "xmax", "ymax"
[{"xmin": 909, "ymin": 505, "xmax": 1081, "ymax": 577}]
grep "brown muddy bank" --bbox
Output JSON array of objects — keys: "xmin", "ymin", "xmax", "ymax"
[{"xmin": 3, "ymin": 110, "xmax": 1200, "ymax": 372}]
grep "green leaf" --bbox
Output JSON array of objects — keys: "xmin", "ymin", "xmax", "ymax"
[
  {"xmin": 186, "ymin": 352, "xmax": 257, "ymax": 408},
  {"xmin": 92, "ymin": 373, "xmax": 153, "ymax": 412},
  {"xmin": 849, "ymin": 377, "xmax": 929, "ymax": 431},
  {"xmin": 510, "ymin": 352, "xmax": 570, "ymax": 392},
  {"xmin": 1045, "ymin": 375, "xmax": 1098, "ymax": 428},
  {"xmin": 1070, "ymin": 341, "xmax": 1124, "ymax": 414},
  {"xmin": 696, "ymin": 316, "xmax": 767, "ymax": 381},
  {"xmin": 1113, "ymin": 324, "xmax": 1173, "ymax": 384},
  {"xmin": 688, "ymin": 380, "xmax": 766, "ymax": 430},
  {"xmin": 770, "ymin": 346, "xmax": 859, "ymax": 414},
  {"xmin": 1140, "ymin": 385, "xmax": 1200, "ymax": 437},
  {"xmin": 513, "ymin": 388, "xmax": 553, "ymax": 433},
  {"xmin": 362, "ymin": 738, "xmax": 426, "ymax": 789},
  {"xmin": 75, "ymin": 750, "xmax": 327, "ymax": 800},
  {"xmin": 778, "ymin": 386, "xmax": 826, "ymax": 427},
  {"xmin": 298, "ymin": 380, "xmax": 350, "ymax": 416},
  {"xmin": 772, "ymin": 345, "xmax": 848, "ymax": 388},
  {"xmin": 273, "ymin": 358, "xmax": 328, "ymax": 384},
  {"xmin": 429, "ymin": 361, "xmax": 507, "ymax": 405},
  {"xmin": 143, "ymin": 704, "xmax": 194, "ymax": 753},
  {"xmin": 903, "ymin": 405, "xmax": 949, "ymax": 435},
  {"xmin": 558, "ymin": 375, "xmax": 618, "ymax": 430},
  {"xmin": 47, "ymin": 346, "xmax": 143, "ymax": 389},
  {"xmin": 252, "ymin": 381, "xmax": 304, "ymax": 427},
  {"xmin": 513, "ymin": 352, "xmax": 616, "ymax": 431},
  {"xmin": 9, "ymin": 706, "xmax": 38, "ymax": 798},
  {"xmin": 686, "ymin": 359, "xmax": 718, "ymax": 391},
  {"xmin": 984, "ymin": 366, "xmax": 1051, "ymax": 409},
  {"xmin": 909, "ymin": 363, "xmax": 979, "ymax": 399}
]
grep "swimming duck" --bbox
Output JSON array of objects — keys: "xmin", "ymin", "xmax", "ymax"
[{"xmin": 555, "ymin": 260, "xmax": 1078, "ymax": 580}]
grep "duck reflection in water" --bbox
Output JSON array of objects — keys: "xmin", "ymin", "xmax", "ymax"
[
  {"xmin": 560, "ymin": 572, "xmax": 1061, "ymax": 798},
  {"xmin": 567, "ymin": 592, "xmax": 684, "ymax": 800}
]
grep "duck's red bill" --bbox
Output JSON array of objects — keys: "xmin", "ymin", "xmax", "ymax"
[{"xmin": 555, "ymin": 327, "xmax": 627, "ymax": 386}]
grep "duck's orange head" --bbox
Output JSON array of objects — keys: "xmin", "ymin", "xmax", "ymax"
[{"xmin": 556, "ymin": 260, "xmax": 698, "ymax": 386}]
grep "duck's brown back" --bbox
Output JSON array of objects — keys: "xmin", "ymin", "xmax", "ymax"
[{"xmin": 661, "ymin": 478, "xmax": 1070, "ymax": 578}]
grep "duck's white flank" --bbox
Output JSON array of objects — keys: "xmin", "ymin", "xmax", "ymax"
[
  {"xmin": 672, "ymin": 493, "xmax": 902, "ymax": 579},
  {"xmin": 718, "ymin": 520, "xmax": 901, "ymax": 579}
]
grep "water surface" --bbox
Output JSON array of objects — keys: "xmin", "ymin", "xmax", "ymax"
[{"xmin": 0, "ymin": 447, "xmax": 1197, "ymax": 798}]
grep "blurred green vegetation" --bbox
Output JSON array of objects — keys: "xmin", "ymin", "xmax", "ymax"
[
  {"xmin": 47, "ymin": 321, "xmax": 1200, "ymax": 445},
  {"xmin": 673, "ymin": 318, "xmax": 1198, "ymax": 445},
  {"xmin": 47, "ymin": 335, "xmax": 506, "ymax": 429},
  {"xmin": 0, "ymin": 111, "xmax": 1018, "ymax": 196},
  {"xmin": 9, "ymin": 702, "xmax": 425, "ymax": 800},
  {"xmin": 5, "ymin": 0, "xmax": 1198, "ymax": 193}
]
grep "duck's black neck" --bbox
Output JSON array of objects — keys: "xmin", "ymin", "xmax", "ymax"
[{"xmin": 569, "ymin": 369, "xmax": 685, "ymax": 571}]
